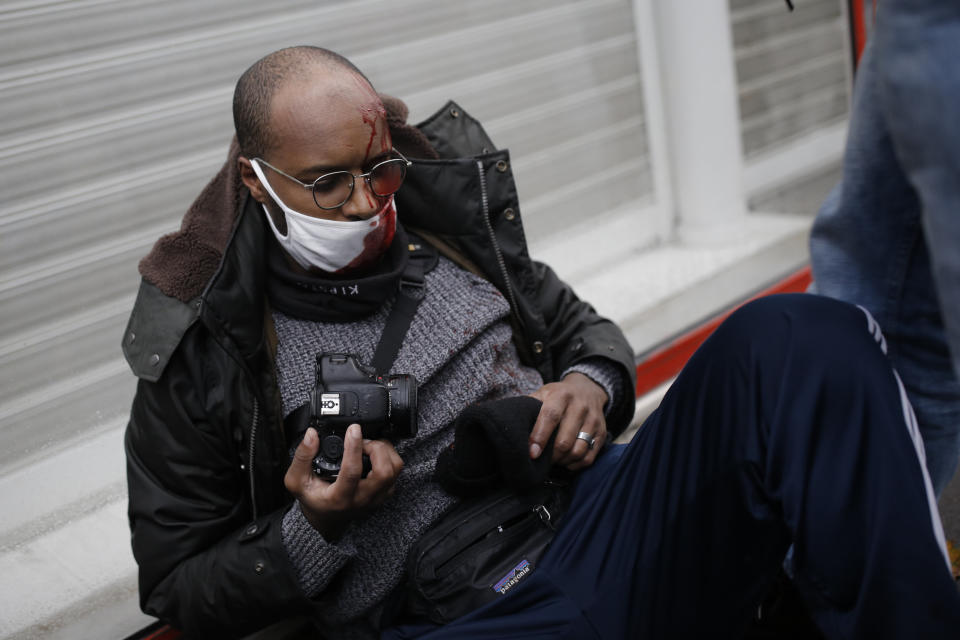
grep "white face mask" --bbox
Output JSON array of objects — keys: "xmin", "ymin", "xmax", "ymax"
[{"xmin": 250, "ymin": 159, "xmax": 397, "ymax": 273}]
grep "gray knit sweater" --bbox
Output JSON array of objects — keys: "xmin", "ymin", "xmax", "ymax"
[{"xmin": 273, "ymin": 255, "xmax": 621, "ymax": 638}]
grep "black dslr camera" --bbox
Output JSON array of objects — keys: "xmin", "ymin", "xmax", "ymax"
[{"xmin": 310, "ymin": 353, "xmax": 418, "ymax": 478}]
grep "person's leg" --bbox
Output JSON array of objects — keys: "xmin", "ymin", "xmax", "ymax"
[
  {"xmin": 809, "ymin": 30, "xmax": 960, "ymax": 495},
  {"xmin": 387, "ymin": 295, "xmax": 959, "ymax": 639},
  {"xmin": 884, "ymin": 237, "xmax": 960, "ymax": 496},
  {"xmin": 876, "ymin": 0, "xmax": 960, "ymax": 489},
  {"xmin": 541, "ymin": 294, "xmax": 956, "ymax": 639}
]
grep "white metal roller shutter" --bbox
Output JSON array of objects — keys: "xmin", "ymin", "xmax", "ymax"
[
  {"xmin": 0, "ymin": 1, "xmax": 651, "ymax": 633},
  {"xmin": 729, "ymin": 0, "xmax": 850, "ymax": 160}
]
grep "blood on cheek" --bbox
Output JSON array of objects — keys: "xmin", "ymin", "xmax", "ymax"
[{"xmin": 340, "ymin": 201, "xmax": 397, "ymax": 273}]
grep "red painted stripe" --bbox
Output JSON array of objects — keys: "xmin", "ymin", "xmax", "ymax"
[
  {"xmin": 634, "ymin": 266, "xmax": 813, "ymax": 398},
  {"xmin": 850, "ymin": 0, "xmax": 869, "ymax": 65},
  {"xmin": 138, "ymin": 625, "xmax": 181, "ymax": 640}
]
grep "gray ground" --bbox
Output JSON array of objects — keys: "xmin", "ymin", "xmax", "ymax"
[{"xmin": 750, "ymin": 162, "xmax": 960, "ymax": 544}]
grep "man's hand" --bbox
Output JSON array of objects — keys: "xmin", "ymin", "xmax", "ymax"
[
  {"xmin": 284, "ymin": 424, "xmax": 403, "ymax": 540},
  {"xmin": 528, "ymin": 372, "xmax": 608, "ymax": 471}
]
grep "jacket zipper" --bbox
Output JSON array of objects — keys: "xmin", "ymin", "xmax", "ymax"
[
  {"xmin": 202, "ymin": 319, "xmax": 264, "ymax": 521},
  {"xmin": 476, "ymin": 160, "xmax": 521, "ymax": 323},
  {"xmin": 248, "ymin": 395, "xmax": 260, "ymax": 520}
]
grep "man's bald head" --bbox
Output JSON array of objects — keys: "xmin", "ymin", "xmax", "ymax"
[{"xmin": 232, "ymin": 46, "xmax": 372, "ymax": 159}]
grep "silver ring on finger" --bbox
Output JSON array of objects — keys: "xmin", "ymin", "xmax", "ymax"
[{"xmin": 576, "ymin": 430, "xmax": 596, "ymax": 450}]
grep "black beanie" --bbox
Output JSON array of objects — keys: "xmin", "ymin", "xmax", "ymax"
[{"xmin": 434, "ymin": 396, "xmax": 556, "ymax": 497}]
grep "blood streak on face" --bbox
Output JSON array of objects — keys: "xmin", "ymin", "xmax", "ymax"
[
  {"xmin": 352, "ymin": 83, "xmax": 390, "ymax": 208},
  {"xmin": 357, "ymin": 107, "xmax": 385, "ymax": 208},
  {"xmin": 360, "ymin": 107, "xmax": 383, "ymax": 165},
  {"xmin": 351, "ymin": 74, "xmax": 390, "ymax": 159}
]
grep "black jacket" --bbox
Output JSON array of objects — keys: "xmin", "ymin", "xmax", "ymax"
[{"xmin": 122, "ymin": 101, "xmax": 636, "ymax": 637}]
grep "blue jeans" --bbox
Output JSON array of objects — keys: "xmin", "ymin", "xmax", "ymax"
[
  {"xmin": 385, "ymin": 296, "xmax": 958, "ymax": 639},
  {"xmin": 810, "ymin": 0, "xmax": 960, "ymax": 495}
]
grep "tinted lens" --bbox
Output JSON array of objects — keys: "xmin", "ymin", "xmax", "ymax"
[
  {"xmin": 369, "ymin": 160, "xmax": 407, "ymax": 196},
  {"xmin": 312, "ymin": 172, "xmax": 354, "ymax": 209}
]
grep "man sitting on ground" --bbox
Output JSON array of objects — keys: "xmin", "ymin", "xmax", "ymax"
[{"xmin": 123, "ymin": 46, "xmax": 960, "ymax": 639}]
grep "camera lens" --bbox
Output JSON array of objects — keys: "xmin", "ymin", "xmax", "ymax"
[{"xmin": 385, "ymin": 374, "xmax": 418, "ymax": 438}]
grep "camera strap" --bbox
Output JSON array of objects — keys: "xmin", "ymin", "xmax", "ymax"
[{"xmin": 371, "ymin": 238, "xmax": 437, "ymax": 373}]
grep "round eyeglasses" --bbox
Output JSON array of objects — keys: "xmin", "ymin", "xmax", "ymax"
[{"xmin": 252, "ymin": 151, "xmax": 412, "ymax": 210}]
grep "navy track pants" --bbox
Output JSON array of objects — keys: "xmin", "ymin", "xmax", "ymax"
[{"xmin": 384, "ymin": 294, "xmax": 959, "ymax": 639}]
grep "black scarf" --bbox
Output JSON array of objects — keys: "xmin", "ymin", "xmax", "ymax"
[{"xmin": 266, "ymin": 225, "xmax": 411, "ymax": 322}]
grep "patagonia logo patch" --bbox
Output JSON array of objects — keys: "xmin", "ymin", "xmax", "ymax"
[{"xmin": 492, "ymin": 559, "xmax": 532, "ymax": 595}]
